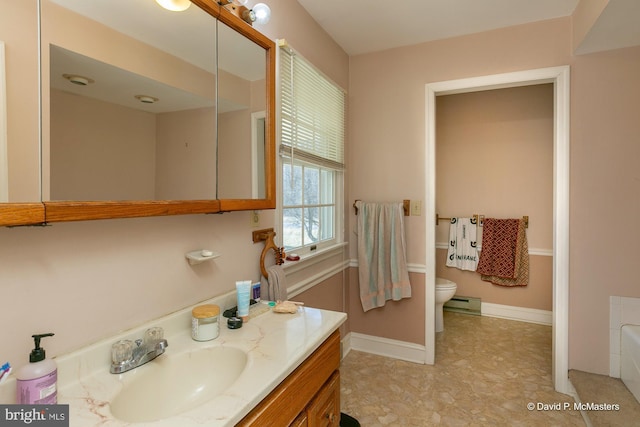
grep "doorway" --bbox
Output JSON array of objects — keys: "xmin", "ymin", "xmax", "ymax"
[{"xmin": 424, "ymin": 66, "xmax": 570, "ymax": 394}]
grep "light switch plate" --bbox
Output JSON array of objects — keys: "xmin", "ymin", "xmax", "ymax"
[
  {"xmin": 250, "ymin": 210, "xmax": 260, "ymax": 227},
  {"xmin": 410, "ymin": 200, "xmax": 422, "ymax": 216}
]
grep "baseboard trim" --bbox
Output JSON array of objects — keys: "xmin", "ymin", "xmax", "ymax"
[
  {"xmin": 340, "ymin": 333, "xmax": 352, "ymax": 360},
  {"xmin": 345, "ymin": 332, "xmax": 426, "ymax": 364},
  {"xmin": 482, "ymin": 302, "xmax": 552, "ymax": 326},
  {"xmin": 341, "ymin": 306, "xmax": 552, "ymax": 366}
]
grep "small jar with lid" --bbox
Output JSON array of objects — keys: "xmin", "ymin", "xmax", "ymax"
[{"xmin": 191, "ymin": 304, "xmax": 220, "ymax": 341}]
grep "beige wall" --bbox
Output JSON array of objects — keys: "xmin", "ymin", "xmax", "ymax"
[
  {"xmin": 572, "ymin": 0, "xmax": 610, "ymax": 51},
  {"xmin": 0, "ymin": 0, "xmax": 40, "ymax": 202},
  {"xmin": 156, "ymin": 107, "xmax": 217, "ymax": 200},
  {"xmin": 217, "ymin": 77, "xmax": 266, "ymax": 200},
  {"xmin": 50, "ymin": 91, "xmax": 218, "ymax": 201},
  {"xmin": 50, "ymin": 90, "xmax": 157, "ymax": 200},
  {"xmin": 348, "ymin": 16, "xmax": 640, "ymax": 374},
  {"xmin": 258, "ymin": 0, "xmax": 348, "ymax": 90},
  {"xmin": 218, "ymin": 109, "xmax": 252, "ymax": 198},
  {"xmin": 347, "ymin": 18, "xmax": 571, "ymax": 348},
  {"xmin": 346, "ymin": 269, "xmax": 425, "ymax": 345},
  {"xmin": 0, "ymin": 0, "xmax": 349, "ymax": 372},
  {"xmin": 347, "ymin": 18, "xmax": 571, "ymax": 263},
  {"xmin": 436, "ymin": 250, "xmax": 553, "ymax": 311},
  {"xmin": 218, "ymin": 69, "xmax": 251, "ymax": 107},
  {"xmin": 435, "ymin": 84, "xmax": 553, "ymax": 311},
  {"xmin": 570, "ymin": 45, "xmax": 640, "ymax": 374}
]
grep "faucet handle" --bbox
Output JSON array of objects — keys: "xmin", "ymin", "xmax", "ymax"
[
  {"xmin": 111, "ymin": 340, "xmax": 134, "ymax": 365},
  {"xmin": 143, "ymin": 327, "xmax": 164, "ymax": 345}
]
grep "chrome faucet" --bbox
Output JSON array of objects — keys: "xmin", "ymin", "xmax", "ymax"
[{"xmin": 110, "ymin": 327, "xmax": 168, "ymax": 374}]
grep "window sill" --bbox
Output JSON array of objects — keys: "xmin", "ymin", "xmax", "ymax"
[{"xmin": 281, "ymin": 241, "xmax": 347, "ymax": 275}]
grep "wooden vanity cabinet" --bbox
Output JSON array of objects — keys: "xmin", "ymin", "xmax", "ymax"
[
  {"xmin": 290, "ymin": 412, "xmax": 309, "ymax": 427},
  {"xmin": 306, "ymin": 371, "xmax": 340, "ymax": 426},
  {"xmin": 236, "ymin": 330, "xmax": 341, "ymax": 427}
]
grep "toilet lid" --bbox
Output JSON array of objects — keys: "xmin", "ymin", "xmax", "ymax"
[{"xmin": 435, "ymin": 277, "xmax": 456, "ymax": 290}]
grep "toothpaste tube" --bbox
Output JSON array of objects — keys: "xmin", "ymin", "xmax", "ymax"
[{"xmin": 0, "ymin": 362, "xmax": 12, "ymax": 384}]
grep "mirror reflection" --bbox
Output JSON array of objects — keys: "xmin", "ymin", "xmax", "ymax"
[
  {"xmin": 49, "ymin": 45, "xmax": 218, "ymax": 200},
  {"xmin": 42, "ymin": 0, "xmax": 217, "ymax": 201},
  {"xmin": 41, "ymin": 0, "xmax": 271, "ymax": 204},
  {"xmin": 216, "ymin": 19, "xmax": 267, "ymax": 200}
]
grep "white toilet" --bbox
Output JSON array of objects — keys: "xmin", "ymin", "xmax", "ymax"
[{"xmin": 435, "ymin": 277, "xmax": 457, "ymax": 332}]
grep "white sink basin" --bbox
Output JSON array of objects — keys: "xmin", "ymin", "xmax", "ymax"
[{"xmin": 110, "ymin": 346, "xmax": 248, "ymax": 423}]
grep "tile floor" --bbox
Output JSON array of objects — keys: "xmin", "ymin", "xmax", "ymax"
[
  {"xmin": 569, "ymin": 369, "xmax": 640, "ymax": 427},
  {"xmin": 340, "ymin": 311, "xmax": 585, "ymax": 426}
]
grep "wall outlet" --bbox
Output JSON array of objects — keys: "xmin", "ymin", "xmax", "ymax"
[
  {"xmin": 250, "ymin": 210, "xmax": 260, "ymax": 227},
  {"xmin": 410, "ymin": 200, "xmax": 422, "ymax": 216}
]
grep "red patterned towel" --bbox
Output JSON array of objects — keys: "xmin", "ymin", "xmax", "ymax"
[{"xmin": 476, "ymin": 218, "xmax": 529, "ymax": 286}]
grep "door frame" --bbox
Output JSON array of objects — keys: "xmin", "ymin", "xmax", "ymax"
[{"xmin": 424, "ymin": 66, "xmax": 570, "ymax": 394}]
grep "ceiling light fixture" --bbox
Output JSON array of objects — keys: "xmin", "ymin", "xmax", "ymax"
[
  {"xmin": 135, "ymin": 95, "xmax": 159, "ymax": 104},
  {"xmin": 155, "ymin": 0, "xmax": 191, "ymax": 12},
  {"xmin": 62, "ymin": 74, "xmax": 94, "ymax": 86},
  {"xmin": 251, "ymin": 3, "xmax": 271, "ymax": 25},
  {"xmin": 219, "ymin": 0, "xmax": 271, "ymax": 26}
]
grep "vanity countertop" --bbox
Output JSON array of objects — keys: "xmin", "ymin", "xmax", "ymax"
[{"xmin": 55, "ymin": 303, "xmax": 346, "ymax": 426}]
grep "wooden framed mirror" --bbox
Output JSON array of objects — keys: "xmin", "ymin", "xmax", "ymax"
[
  {"xmin": 209, "ymin": 1, "xmax": 276, "ymax": 212},
  {"xmin": 170, "ymin": 1, "xmax": 276, "ymax": 211},
  {"xmin": 38, "ymin": 0, "xmax": 274, "ymax": 223}
]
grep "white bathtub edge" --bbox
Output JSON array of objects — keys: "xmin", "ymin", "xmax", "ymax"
[{"xmin": 621, "ymin": 324, "xmax": 640, "ymax": 404}]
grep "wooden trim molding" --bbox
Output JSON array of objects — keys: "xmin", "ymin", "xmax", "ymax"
[
  {"xmin": 425, "ymin": 65, "xmax": 571, "ymax": 393},
  {"xmin": 43, "ymin": 200, "xmax": 220, "ymax": 222},
  {"xmin": 0, "ymin": 203, "xmax": 45, "ymax": 226}
]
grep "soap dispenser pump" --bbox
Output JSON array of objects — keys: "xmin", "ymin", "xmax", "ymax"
[{"xmin": 16, "ymin": 333, "xmax": 57, "ymax": 404}]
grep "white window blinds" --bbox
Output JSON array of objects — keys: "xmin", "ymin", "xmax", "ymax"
[{"xmin": 279, "ymin": 40, "xmax": 345, "ymax": 170}]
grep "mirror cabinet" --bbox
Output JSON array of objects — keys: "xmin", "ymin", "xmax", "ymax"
[
  {"xmin": 0, "ymin": 0, "xmax": 275, "ymax": 226},
  {"xmin": 206, "ymin": 0, "xmax": 275, "ymax": 212}
]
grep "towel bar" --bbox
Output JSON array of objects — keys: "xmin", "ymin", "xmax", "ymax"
[
  {"xmin": 436, "ymin": 214, "xmax": 529, "ymax": 228},
  {"xmin": 436, "ymin": 213, "xmax": 477, "ymax": 225},
  {"xmin": 353, "ymin": 200, "xmax": 410, "ymax": 216}
]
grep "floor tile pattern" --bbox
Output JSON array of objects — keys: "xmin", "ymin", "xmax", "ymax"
[
  {"xmin": 569, "ymin": 369, "xmax": 640, "ymax": 427},
  {"xmin": 340, "ymin": 312, "xmax": 585, "ymax": 426}
]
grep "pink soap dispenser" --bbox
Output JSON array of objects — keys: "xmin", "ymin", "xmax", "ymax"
[{"xmin": 16, "ymin": 333, "xmax": 57, "ymax": 404}]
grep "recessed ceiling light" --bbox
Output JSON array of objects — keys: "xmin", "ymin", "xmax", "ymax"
[
  {"xmin": 62, "ymin": 74, "xmax": 94, "ymax": 86},
  {"xmin": 135, "ymin": 95, "xmax": 159, "ymax": 104}
]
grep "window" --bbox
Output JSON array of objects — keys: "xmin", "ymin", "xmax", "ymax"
[
  {"xmin": 282, "ymin": 162, "xmax": 335, "ymax": 249},
  {"xmin": 278, "ymin": 40, "xmax": 345, "ymax": 253}
]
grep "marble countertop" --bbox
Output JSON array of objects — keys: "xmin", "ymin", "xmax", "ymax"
[{"xmin": 33, "ymin": 298, "xmax": 346, "ymax": 426}]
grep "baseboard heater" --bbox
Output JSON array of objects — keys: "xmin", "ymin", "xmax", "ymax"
[{"xmin": 444, "ymin": 295, "xmax": 481, "ymax": 316}]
